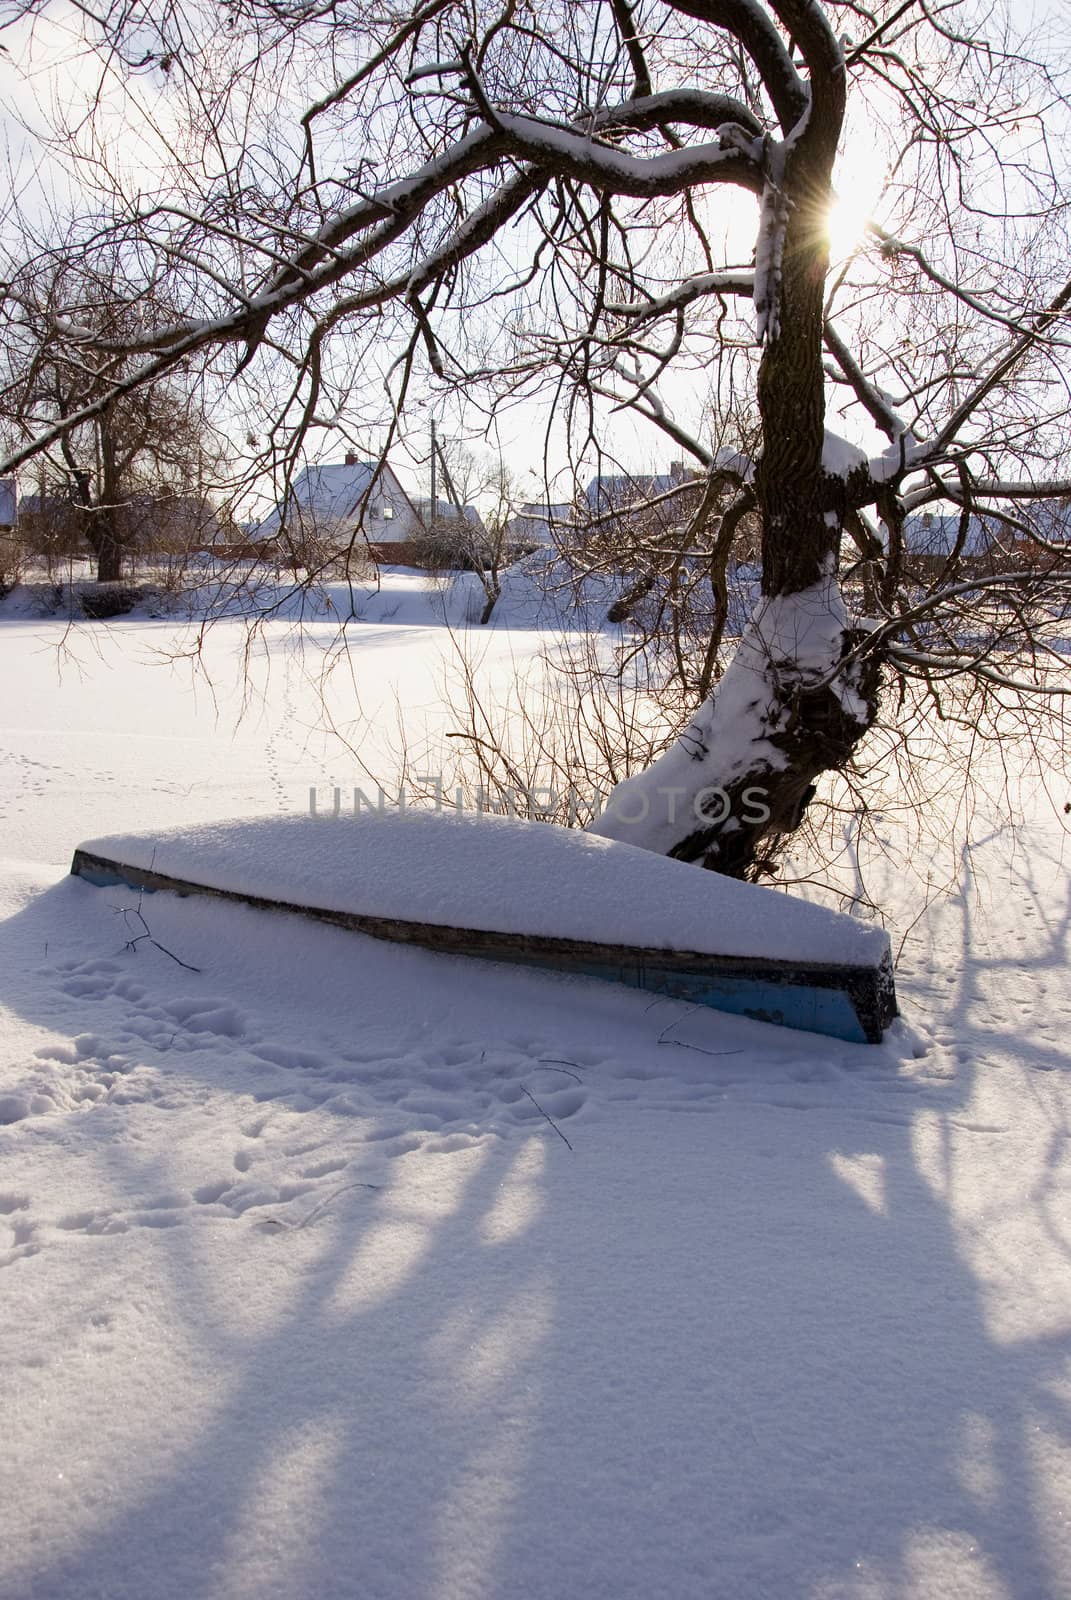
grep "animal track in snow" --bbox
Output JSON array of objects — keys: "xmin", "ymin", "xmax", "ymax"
[
  {"xmin": 250, "ymin": 1042, "xmax": 328, "ymax": 1071},
  {"xmin": 30, "ymin": 940, "xmax": 951, "ymax": 1190},
  {"xmin": 0, "ymin": 1223, "xmax": 40, "ymax": 1270},
  {"xmin": 0, "ymin": 1034, "xmax": 150, "ymax": 1124},
  {"xmin": 0, "ymin": 1190, "xmax": 39, "ymax": 1269},
  {"xmin": 302, "ymin": 1156, "xmax": 349, "ymax": 1179},
  {"xmin": 39, "ymin": 1172, "xmax": 329, "ymax": 1245},
  {"xmin": 163, "ymin": 996, "xmax": 247, "ymax": 1036}
]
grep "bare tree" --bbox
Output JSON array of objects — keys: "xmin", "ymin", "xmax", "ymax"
[
  {"xmin": 1, "ymin": 254, "xmax": 227, "ymax": 583},
  {"xmin": 414, "ymin": 440, "xmax": 523, "ymax": 622},
  {"xmin": 0, "ymin": 0, "xmax": 1069, "ymax": 874}
]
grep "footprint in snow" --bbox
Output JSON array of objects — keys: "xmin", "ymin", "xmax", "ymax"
[{"xmin": 162, "ymin": 997, "xmax": 247, "ymax": 1037}]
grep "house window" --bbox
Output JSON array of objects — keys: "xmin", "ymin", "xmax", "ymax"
[{"xmin": 383, "ymin": 504, "xmax": 394, "ymax": 520}]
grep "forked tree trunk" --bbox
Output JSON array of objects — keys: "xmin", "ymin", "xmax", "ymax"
[{"xmin": 589, "ymin": 145, "xmax": 883, "ymax": 878}]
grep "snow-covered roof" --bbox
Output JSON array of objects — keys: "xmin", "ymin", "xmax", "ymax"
[
  {"xmin": 1014, "ymin": 500, "xmax": 1070, "ymax": 543},
  {"xmin": 516, "ymin": 501, "xmax": 572, "ymax": 521},
  {"xmin": 584, "ymin": 471, "xmax": 697, "ymax": 513},
  {"xmin": 255, "ymin": 461, "xmax": 381, "ymax": 539},
  {"xmin": 506, "ymin": 502, "xmax": 573, "ymax": 543},
  {"xmin": 411, "ymin": 498, "xmax": 487, "ymax": 534},
  {"xmin": 902, "ymin": 514, "xmax": 996, "ymax": 557},
  {"xmin": 15, "ymin": 492, "xmax": 75, "ymax": 517},
  {"xmin": 903, "ymin": 499, "xmax": 1070, "ymax": 555}
]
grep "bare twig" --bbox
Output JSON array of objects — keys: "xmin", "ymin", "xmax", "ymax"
[
  {"xmin": 521, "ymin": 1084, "xmax": 574, "ymax": 1149},
  {"xmin": 118, "ymin": 905, "xmax": 201, "ymax": 972}
]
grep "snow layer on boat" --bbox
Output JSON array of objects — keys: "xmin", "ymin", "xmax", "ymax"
[{"xmin": 77, "ymin": 810, "xmax": 889, "ymax": 969}]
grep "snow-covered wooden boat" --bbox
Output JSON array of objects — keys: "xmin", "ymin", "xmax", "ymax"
[{"xmin": 71, "ymin": 812, "xmax": 897, "ymax": 1045}]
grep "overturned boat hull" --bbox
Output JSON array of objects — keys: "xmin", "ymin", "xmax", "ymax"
[{"xmin": 71, "ymin": 846, "xmax": 897, "ymax": 1045}]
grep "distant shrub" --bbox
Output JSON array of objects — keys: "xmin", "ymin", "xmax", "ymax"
[
  {"xmin": 0, "ymin": 535, "xmax": 21, "ymax": 600},
  {"xmin": 407, "ymin": 521, "xmax": 492, "ymax": 573},
  {"xmin": 79, "ymin": 585, "xmax": 145, "ymax": 619}
]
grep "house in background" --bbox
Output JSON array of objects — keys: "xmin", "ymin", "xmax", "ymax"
[
  {"xmin": 0, "ymin": 478, "xmax": 15, "ymax": 532},
  {"xmin": 897, "ymin": 508, "xmax": 1063, "ymax": 575},
  {"xmin": 897, "ymin": 501, "xmax": 1070, "ymax": 574},
  {"xmin": 495, "ymin": 464, "xmax": 703, "ymax": 562},
  {"xmin": 578, "ymin": 460, "xmax": 750, "ymax": 568},
  {"xmin": 410, "ymin": 497, "xmax": 487, "ymax": 538},
  {"xmin": 902, "ymin": 510, "xmax": 997, "ymax": 565},
  {"xmin": 253, "ymin": 453, "xmax": 422, "ymax": 559},
  {"xmin": 250, "ymin": 453, "xmax": 491, "ymax": 567},
  {"xmin": 505, "ymin": 501, "xmax": 573, "ymax": 550},
  {"xmin": 583, "ymin": 460, "xmax": 702, "ymax": 522},
  {"xmin": 15, "ymin": 486, "xmax": 226, "ymax": 565},
  {"xmin": 0, "ymin": 478, "xmax": 15, "ymax": 585},
  {"xmin": 1008, "ymin": 496, "xmax": 1070, "ymax": 561}
]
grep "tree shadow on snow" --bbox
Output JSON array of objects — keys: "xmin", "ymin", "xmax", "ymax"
[{"xmin": 1, "ymin": 845, "xmax": 1070, "ymax": 1599}]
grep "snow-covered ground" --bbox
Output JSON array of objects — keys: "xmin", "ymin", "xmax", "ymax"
[{"xmin": 2, "ymin": 573, "xmax": 1071, "ymax": 1600}]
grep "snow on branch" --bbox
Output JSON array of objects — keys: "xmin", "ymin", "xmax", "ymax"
[
  {"xmin": 599, "ymin": 88, "xmax": 766, "ymax": 138},
  {"xmin": 607, "ymin": 269, "xmax": 755, "ymax": 321},
  {"xmin": 0, "ymin": 165, "xmax": 542, "ymax": 475},
  {"xmin": 271, "ymin": 123, "xmax": 509, "ymax": 291},
  {"xmin": 24, "ymin": 85, "xmax": 770, "ymax": 383},
  {"xmin": 753, "ymin": 143, "xmax": 788, "ymax": 343},
  {"xmin": 888, "ymin": 645, "xmax": 1071, "ymax": 697},
  {"xmin": 903, "ymin": 477, "xmax": 1071, "ymax": 511},
  {"xmin": 488, "ymin": 112, "xmax": 762, "ymax": 196}
]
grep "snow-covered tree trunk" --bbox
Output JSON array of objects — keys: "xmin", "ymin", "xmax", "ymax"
[
  {"xmin": 587, "ymin": 565, "xmax": 880, "ymax": 874},
  {"xmin": 591, "ymin": 125, "xmax": 882, "ymax": 876}
]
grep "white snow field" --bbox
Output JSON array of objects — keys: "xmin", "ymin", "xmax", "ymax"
[{"xmin": 2, "ymin": 573, "xmax": 1071, "ymax": 1600}]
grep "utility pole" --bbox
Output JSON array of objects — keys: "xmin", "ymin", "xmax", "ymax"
[{"xmin": 429, "ymin": 417, "xmax": 437, "ymax": 527}]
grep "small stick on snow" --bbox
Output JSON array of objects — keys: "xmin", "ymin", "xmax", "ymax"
[
  {"xmin": 537, "ymin": 1058, "xmax": 584, "ymax": 1081},
  {"xmin": 114, "ymin": 848, "xmax": 202, "ymax": 972},
  {"xmin": 118, "ymin": 906, "xmax": 202, "ymax": 972},
  {"xmin": 659, "ymin": 1038, "xmax": 745, "ymax": 1059},
  {"xmin": 521, "ymin": 1085, "xmax": 574, "ymax": 1150},
  {"xmin": 658, "ymin": 1008, "xmax": 744, "ymax": 1057}
]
